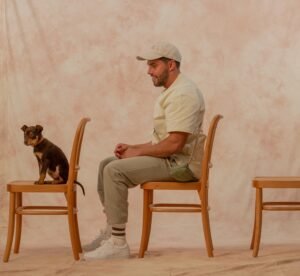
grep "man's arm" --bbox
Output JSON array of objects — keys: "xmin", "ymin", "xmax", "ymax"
[
  {"xmin": 119, "ymin": 132, "xmax": 189, "ymax": 159},
  {"xmin": 114, "ymin": 142, "xmax": 152, "ymax": 158}
]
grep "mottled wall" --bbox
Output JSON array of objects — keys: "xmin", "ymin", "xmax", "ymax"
[{"xmin": 1, "ymin": 0, "xmax": 300, "ymax": 252}]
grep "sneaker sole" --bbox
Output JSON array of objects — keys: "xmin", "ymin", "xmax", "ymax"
[{"xmin": 84, "ymin": 250, "xmax": 130, "ymax": 260}]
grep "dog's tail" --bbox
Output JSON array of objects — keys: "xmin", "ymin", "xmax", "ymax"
[{"xmin": 74, "ymin": 180, "xmax": 85, "ymax": 196}]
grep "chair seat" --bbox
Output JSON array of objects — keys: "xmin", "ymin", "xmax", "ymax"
[
  {"xmin": 141, "ymin": 181, "xmax": 200, "ymax": 190},
  {"xmin": 7, "ymin": 181, "xmax": 68, "ymax": 193},
  {"xmin": 253, "ymin": 177, "xmax": 300, "ymax": 188}
]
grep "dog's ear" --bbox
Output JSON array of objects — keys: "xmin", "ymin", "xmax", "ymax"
[
  {"xmin": 21, "ymin": 125, "xmax": 28, "ymax": 132},
  {"xmin": 35, "ymin": 125, "xmax": 43, "ymax": 134}
]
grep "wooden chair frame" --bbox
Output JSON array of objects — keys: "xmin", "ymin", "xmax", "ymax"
[
  {"xmin": 138, "ymin": 114, "xmax": 223, "ymax": 258},
  {"xmin": 250, "ymin": 176, "xmax": 300, "ymax": 257},
  {"xmin": 3, "ymin": 117, "xmax": 91, "ymax": 262}
]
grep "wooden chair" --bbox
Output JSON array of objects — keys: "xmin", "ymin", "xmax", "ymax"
[
  {"xmin": 250, "ymin": 177, "xmax": 300, "ymax": 257},
  {"xmin": 138, "ymin": 114, "xmax": 223, "ymax": 258},
  {"xmin": 3, "ymin": 117, "xmax": 91, "ymax": 262}
]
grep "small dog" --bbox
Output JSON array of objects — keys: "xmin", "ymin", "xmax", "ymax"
[{"xmin": 21, "ymin": 124, "xmax": 85, "ymax": 195}]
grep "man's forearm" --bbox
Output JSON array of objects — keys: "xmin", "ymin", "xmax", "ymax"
[
  {"xmin": 138, "ymin": 137, "xmax": 185, "ymax": 158},
  {"xmin": 119, "ymin": 132, "xmax": 188, "ymax": 159},
  {"xmin": 131, "ymin": 142, "xmax": 152, "ymax": 149}
]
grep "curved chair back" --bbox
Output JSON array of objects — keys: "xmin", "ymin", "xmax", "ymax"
[
  {"xmin": 67, "ymin": 117, "xmax": 91, "ymax": 196},
  {"xmin": 200, "ymin": 115, "xmax": 223, "ymax": 201}
]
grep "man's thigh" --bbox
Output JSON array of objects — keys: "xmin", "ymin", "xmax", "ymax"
[{"xmin": 107, "ymin": 156, "xmax": 173, "ymax": 187}]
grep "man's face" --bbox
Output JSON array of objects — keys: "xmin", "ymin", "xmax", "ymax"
[{"xmin": 147, "ymin": 59, "xmax": 170, "ymax": 87}]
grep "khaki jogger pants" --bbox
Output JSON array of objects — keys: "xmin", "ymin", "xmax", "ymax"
[{"xmin": 97, "ymin": 156, "xmax": 174, "ymax": 225}]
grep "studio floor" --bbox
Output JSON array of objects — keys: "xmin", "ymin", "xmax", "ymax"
[{"xmin": 1, "ymin": 244, "xmax": 300, "ymax": 276}]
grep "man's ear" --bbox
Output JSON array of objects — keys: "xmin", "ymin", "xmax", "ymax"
[
  {"xmin": 21, "ymin": 125, "xmax": 28, "ymax": 132},
  {"xmin": 36, "ymin": 125, "xmax": 43, "ymax": 134},
  {"xmin": 168, "ymin": 60, "xmax": 177, "ymax": 71}
]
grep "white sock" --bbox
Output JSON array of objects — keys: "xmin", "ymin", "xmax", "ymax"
[{"xmin": 111, "ymin": 224, "xmax": 126, "ymax": 246}]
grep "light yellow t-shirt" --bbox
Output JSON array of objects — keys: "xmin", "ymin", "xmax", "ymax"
[{"xmin": 152, "ymin": 73, "xmax": 205, "ymax": 179}]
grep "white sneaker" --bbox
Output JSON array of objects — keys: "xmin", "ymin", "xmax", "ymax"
[
  {"xmin": 83, "ymin": 227, "xmax": 111, "ymax": 252},
  {"xmin": 84, "ymin": 238, "xmax": 130, "ymax": 260}
]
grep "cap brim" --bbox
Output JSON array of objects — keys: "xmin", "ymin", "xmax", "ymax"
[
  {"xmin": 136, "ymin": 51, "xmax": 162, "ymax": 61},
  {"xmin": 136, "ymin": 56, "xmax": 147, "ymax": 61}
]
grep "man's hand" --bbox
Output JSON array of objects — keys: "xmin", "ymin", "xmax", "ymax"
[
  {"xmin": 119, "ymin": 147, "xmax": 142, "ymax": 159},
  {"xmin": 114, "ymin": 132, "xmax": 188, "ymax": 159},
  {"xmin": 114, "ymin": 143, "xmax": 142, "ymax": 159},
  {"xmin": 114, "ymin": 143, "xmax": 129, "ymax": 158},
  {"xmin": 114, "ymin": 142, "xmax": 152, "ymax": 159}
]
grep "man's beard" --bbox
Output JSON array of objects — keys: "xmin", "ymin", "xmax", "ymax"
[{"xmin": 152, "ymin": 69, "xmax": 169, "ymax": 87}]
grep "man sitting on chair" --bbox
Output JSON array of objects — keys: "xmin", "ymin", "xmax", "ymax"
[{"xmin": 84, "ymin": 41, "xmax": 206, "ymax": 259}]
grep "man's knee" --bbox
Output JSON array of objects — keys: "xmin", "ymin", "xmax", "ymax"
[
  {"xmin": 103, "ymin": 160, "xmax": 121, "ymax": 179},
  {"xmin": 99, "ymin": 156, "xmax": 117, "ymax": 173}
]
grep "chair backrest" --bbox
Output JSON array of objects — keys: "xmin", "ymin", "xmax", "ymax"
[
  {"xmin": 200, "ymin": 114, "xmax": 223, "ymax": 200},
  {"xmin": 67, "ymin": 118, "xmax": 91, "ymax": 196}
]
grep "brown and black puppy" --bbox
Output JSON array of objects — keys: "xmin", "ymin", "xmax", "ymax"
[
  {"xmin": 21, "ymin": 124, "xmax": 85, "ymax": 194},
  {"xmin": 21, "ymin": 124, "xmax": 69, "ymax": 184}
]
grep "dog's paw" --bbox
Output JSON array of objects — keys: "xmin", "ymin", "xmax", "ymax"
[{"xmin": 34, "ymin": 181, "xmax": 44, "ymax": 185}]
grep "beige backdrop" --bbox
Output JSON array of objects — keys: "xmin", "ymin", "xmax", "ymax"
[{"xmin": 1, "ymin": 0, "xmax": 300, "ymax": 253}]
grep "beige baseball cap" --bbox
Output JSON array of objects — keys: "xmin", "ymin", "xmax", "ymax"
[{"xmin": 136, "ymin": 41, "xmax": 182, "ymax": 62}]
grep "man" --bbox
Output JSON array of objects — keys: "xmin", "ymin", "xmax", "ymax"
[{"xmin": 84, "ymin": 41, "xmax": 205, "ymax": 259}]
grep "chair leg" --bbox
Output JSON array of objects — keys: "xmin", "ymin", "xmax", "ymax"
[
  {"xmin": 3, "ymin": 192, "xmax": 16, "ymax": 262},
  {"xmin": 253, "ymin": 188, "xmax": 263, "ymax": 257},
  {"xmin": 139, "ymin": 189, "xmax": 152, "ymax": 258},
  {"xmin": 73, "ymin": 193, "xmax": 82, "ymax": 253},
  {"xmin": 198, "ymin": 191, "xmax": 213, "ymax": 257},
  {"xmin": 201, "ymin": 207, "xmax": 214, "ymax": 257},
  {"xmin": 206, "ymin": 209, "xmax": 214, "ymax": 251},
  {"xmin": 203, "ymin": 200, "xmax": 214, "ymax": 251},
  {"xmin": 250, "ymin": 206, "xmax": 256, "ymax": 250},
  {"xmin": 144, "ymin": 190, "xmax": 153, "ymax": 251},
  {"xmin": 74, "ymin": 214, "xmax": 82, "ymax": 253},
  {"xmin": 67, "ymin": 207, "xmax": 80, "ymax": 260},
  {"xmin": 14, "ymin": 193, "xmax": 23, "ymax": 254}
]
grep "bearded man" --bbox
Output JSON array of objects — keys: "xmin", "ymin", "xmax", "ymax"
[{"xmin": 84, "ymin": 41, "xmax": 205, "ymax": 260}]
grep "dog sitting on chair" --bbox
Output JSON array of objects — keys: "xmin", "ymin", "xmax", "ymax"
[
  {"xmin": 21, "ymin": 124, "xmax": 69, "ymax": 185},
  {"xmin": 21, "ymin": 124, "xmax": 85, "ymax": 195}
]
